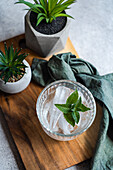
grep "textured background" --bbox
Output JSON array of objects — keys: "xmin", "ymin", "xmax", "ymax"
[{"xmin": 0, "ymin": 0, "xmax": 113, "ymax": 169}]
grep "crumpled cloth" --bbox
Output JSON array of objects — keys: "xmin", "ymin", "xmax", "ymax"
[{"xmin": 31, "ymin": 52, "xmax": 113, "ymax": 170}]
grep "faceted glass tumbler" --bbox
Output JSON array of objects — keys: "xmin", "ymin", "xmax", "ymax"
[{"xmin": 36, "ymin": 80, "xmax": 96, "ymax": 141}]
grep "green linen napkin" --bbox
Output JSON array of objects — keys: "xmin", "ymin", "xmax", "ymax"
[{"xmin": 31, "ymin": 52, "xmax": 113, "ymax": 170}]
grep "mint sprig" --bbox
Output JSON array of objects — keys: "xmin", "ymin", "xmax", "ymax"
[{"xmin": 55, "ymin": 89, "xmax": 90, "ymax": 127}]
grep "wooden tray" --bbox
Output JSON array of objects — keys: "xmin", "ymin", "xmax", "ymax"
[{"xmin": 0, "ymin": 35, "xmax": 102, "ymax": 170}]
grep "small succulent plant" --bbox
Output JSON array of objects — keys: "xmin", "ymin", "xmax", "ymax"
[
  {"xmin": 15, "ymin": 0, "xmax": 76, "ymax": 26},
  {"xmin": 0, "ymin": 43, "xmax": 28, "ymax": 83}
]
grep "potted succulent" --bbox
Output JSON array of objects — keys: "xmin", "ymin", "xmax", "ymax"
[
  {"xmin": 16, "ymin": 0, "xmax": 76, "ymax": 57},
  {"xmin": 0, "ymin": 43, "xmax": 31, "ymax": 94}
]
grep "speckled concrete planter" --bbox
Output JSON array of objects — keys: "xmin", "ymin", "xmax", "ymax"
[
  {"xmin": 25, "ymin": 11, "xmax": 70, "ymax": 57},
  {"xmin": 0, "ymin": 60, "xmax": 31, "ymax": 94}
]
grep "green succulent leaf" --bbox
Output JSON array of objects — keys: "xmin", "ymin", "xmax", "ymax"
[
  {"xmin": 50, "ymin": 6, "xmax": 65, "ymax": 16},
  {"xmin": 0, "ymin": 72, "xmax": 5, "ymax": 79},
  {"xmin": 0, "ymin": 43, "xmax": 28, "ymax": 83},
  {"xmin": 37, "ymin": 13, "xmax": 46, "ymax": 19},
  {"xmin": 9, "ymin": 44, "xmax": 14, "ymax": 62},
  {"xmin": 61, "ymin": 0, "xmax": 76, "ymax": 7},
  {"xmin": 0, "ymin": 67, "xmax": 7, "ymax": 71},
  {"xmin": 48, "ymin": 0, "xmax": 51, "ymax": 12},
  {"xmin": 6, "ymin": 71, "xmax": 12, "ymax": 80},
  {"xmin": 33, "ymin": 0, "xmax": 38, "ymax": 4},
  {"xmin": 50, "ymin": 0, "xmax": 59, "ymax": 11},
  {"xmin": 54, "ymin": 13, "xmax": 74, "ymax": 19},
  {"xmin": 12, "ymin": 48, "xmax": 21, "ymax": 61},
  {"xmin": 0, "ymin": 51, "xmax": 6, "ymax": 62},
  {"xmin": 15, "ymin": 0, "xmax": 76, "ymax": 25},
  {"xmin": 0, "ymin": 62, "xmax": 7, "ymax": 66},
  {"xmin": 58, "ymin": 0, "xmax": 65, "ymax": 5},
  {"xmin": 51, "ymin": 16, "xmax": 56, "ymax": 20},
  {"xmin": 36, "ymin": 16, "xmax": 45, "ymax": 25},
  {"xmin": 4, "ymin": 43, "xmax": 9, "ymax": 63},
  {"xmin": 15, "ymin": 0, "xmax": 41, "ymax": 13},
  {"xmin": 46, "ymin": 18, "xmax": 49, "ymax": 23},
  {"xmin": 16, "ymin": 53, "xmax": 28, "ymax": 63}
]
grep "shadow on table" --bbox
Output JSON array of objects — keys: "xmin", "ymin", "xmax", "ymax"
[
  {"xmin": 0, "ymin": 107, "xmax": 25, "ymax": 170},
  {"xmin": 65, "ymin": 159, "xmax": 91, "ymax": 170}
]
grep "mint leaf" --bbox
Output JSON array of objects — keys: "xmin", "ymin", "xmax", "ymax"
[
  {"xmin": 77, "ymin": 104, "xmax": 90, "ymax": 112},
  {"xmin": 66, "ymin": 89, "xmax": 78, "ymax": 104},
  {"xmin": 74, "ymin": 97, "xmax": 82, "ymax": 110},
  {"xmin": 55, "ymin": 89, "xmax": 91, "ymax": 127},
  {"xmin": 72, "ymin": 111, "xmax": 80, "ymax": 124},
  {"xmin": 64, "ymin": 113, "xmax": 75, "ymax": 127},
  {"xmin": 55, "ymin": 104, "xmax": 71, "ymax": 114}
]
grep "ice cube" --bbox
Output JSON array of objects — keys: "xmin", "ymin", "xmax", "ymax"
[
  {"xmin": 53, "ymin": 86, "xmax": 72, "ymax": 104},
  {"xmin": 42, "ymin": 101, "xmax": 52, "ymax": 128},
  {"xmin": 58, "ymin": 114, "xmax": 74, "ymax": 134},
  {"xmin": 49, "ymin": 86, "xmax": 73, "ymax": 130},
  {"xmin": 42, "ymin": 100, "xmax": 59, "ymax": 131}
]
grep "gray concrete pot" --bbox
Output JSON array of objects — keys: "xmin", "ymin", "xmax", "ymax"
[
  {"xmin": 25, "ymin": 11, "xmax": 70, "ymax": 57},
  {"xmin": 0, "ymin": 60, "xmax": 31, "ymax": 94}
]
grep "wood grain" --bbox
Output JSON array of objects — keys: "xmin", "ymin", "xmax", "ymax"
[{"xmin": 0, "ymin": 35, "xmax": 103, "ymax": 170}]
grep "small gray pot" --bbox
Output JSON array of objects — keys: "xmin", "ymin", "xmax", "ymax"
[{"xmin": 25, "ymin": 11, "xmax": 70, "ymax": 57}]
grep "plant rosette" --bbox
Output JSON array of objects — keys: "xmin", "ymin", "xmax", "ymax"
[
  {"xmin": 0, "ymin": 60, "xmax": 31, "ymax": 94},
  {"xmin": 16, "ymin": 0, "xmax": 76, "ymax": 57},
  {"xmin": 25, "ymin": 11, "xmax": 70, "ymax": 57}
]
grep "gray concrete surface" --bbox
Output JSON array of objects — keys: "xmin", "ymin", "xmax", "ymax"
[
  {"xmin": 0, "ymin": 117, "xmax": 19, "ymax": 170},
  {"xmin": 69, "ymin": 0, "xmax": 113, "ymax": 75},
  {"xmin": 0, "ymin": 0, "xmax": 113, "ymax": 169}
]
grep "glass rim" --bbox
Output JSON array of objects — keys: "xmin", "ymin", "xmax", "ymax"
[{"xmin": 36, "ymin": 80, "xmax": 96, "ymax": 137}]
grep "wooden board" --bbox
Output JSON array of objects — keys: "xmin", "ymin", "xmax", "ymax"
[{"xmin": 0, "ymin": 35, "xmax": 102, "ymax": 170}]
